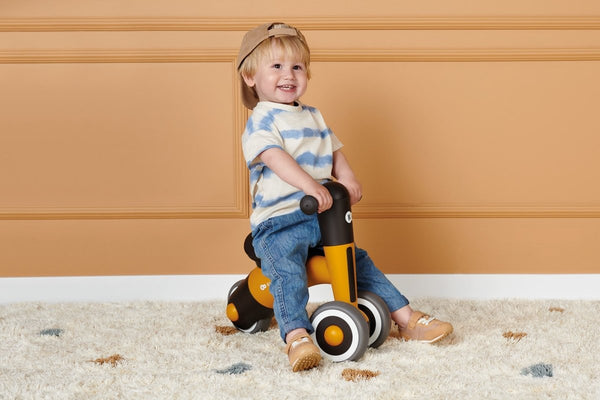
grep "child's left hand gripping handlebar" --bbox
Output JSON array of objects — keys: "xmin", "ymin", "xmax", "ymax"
[{"xmin": 300, "ymin": 181, "xmax": 354, "ymax": 247}]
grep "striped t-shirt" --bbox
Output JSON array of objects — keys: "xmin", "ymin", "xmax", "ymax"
[{"xmin": 242, "ymin": 101, "xmax": 343, "ymax": 228}]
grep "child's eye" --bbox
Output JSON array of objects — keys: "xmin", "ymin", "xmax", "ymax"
[
  {"xmin": 293, "ymin": 65, "xmax": 303, "ymax": 71},
  {"xmin": 272, "ymin": 64, "xmax": 282, "ymax": 69}
]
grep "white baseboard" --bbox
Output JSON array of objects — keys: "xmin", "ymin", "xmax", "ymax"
[{"xmin": 1, "ymin": 274, "xmax": 599, "ymax": 304}]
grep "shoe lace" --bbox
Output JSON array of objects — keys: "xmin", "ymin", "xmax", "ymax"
[
  {"xmin": 417, "ymin": 315, "xmax": 436, "ymax": 326},
  {"xmin": 290, "ymin": 337, "xmax": 310, "ymax": 350}
]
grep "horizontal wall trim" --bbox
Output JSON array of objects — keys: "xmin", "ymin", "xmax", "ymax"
[
  {"xmin": 1, "ymin": 16, "xmax": 600, "ymax": 32},
  {"xmin": 0, "ymin": 49, "xmax": 236, "ymax": 64},
  {"xmin": 356, "ymin": 211, "xmax": 600, "ymax": 219},
  {"xmin": 353, "ymin": 205, "xmax": 600, "ymax": 219},
  {"xmin": 3, "ymin": 205, "xmax": 600, "ymax": 220},
  {"xmin": 312, "ymin": 48, "xmax": 600, "ymax": 62},
  {"xmin": 1, "ymin": 274, "xmax": 599, "ymax": 303},
  {"xmin": 2, "ymin": 48, "xmax": 600, "ymax": 64},
  {"xmin": 0, "ymin": 208, "xmax": 247, "ymax": 220}
]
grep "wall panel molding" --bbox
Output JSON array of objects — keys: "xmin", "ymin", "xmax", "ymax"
[
  {"xmin": 0, "ymin": 49, "xmax": 236, "ymax": 64},
  {"xmin": 2, "ymin": 47, "xmax": 600, "ymax": 64},
  {"xmin": 6, "ymin": 204, "xmax": 600, "ymax": 221},
  {"xmin": 313, "ymin": 48, "xmax": 600, "ymax": 62},
  {"xmin": 0, "ymin": 49, "xmax": 249, "ymax": 221},
  {"xmin": 1, "ymin": 16, "xmax": 600, "ymax": 32},
  {"xmin": 0, "ymin": 207, "xmax": 246, "ymax": 221},
  {"xmin": 353, "ymin": 204, "xmax": 600, "ymax": 219},
  {"xmin": 1, "ymin": 47, "xmax": 599, "ymax": 220}
]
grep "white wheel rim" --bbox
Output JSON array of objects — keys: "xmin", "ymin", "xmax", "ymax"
[
  {"xmin": 358, "ymin": 298, "xmax": 383, "ymax": 346},
  {"xmin": 239, "ymin": 321, "xmax": 258, "ymax": 333},
  {"xmin": 311, "ymin": 308, "xmax": 361, "ymax": 362}
]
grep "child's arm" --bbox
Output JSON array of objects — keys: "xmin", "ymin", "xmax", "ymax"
[
  {"xmin": 259, "ymin": 147, "xmax": 333, "ymax": 213},
  {"xmin": 332, "ymin": 150, "xmax": 362, "ymax": 205}
]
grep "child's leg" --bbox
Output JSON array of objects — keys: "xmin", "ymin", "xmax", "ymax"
[
  {"xmin": 251, "ymin": 211, "xmax": 321, "ymax": 341},
  {"xmin": 390, "ymin": 305, "xmax": 414, "ymax": 328},
  {"xmin": 251, "ymin": 212, "xmax": 323, "ymax": 370},
  {"xmin": 256, "ymin": 242, "xmax": 322, "ymax": 371},
  {"xmin": 354, "ymin": 246, "xmax": 453, "ymax": 343},
  {"xmin": 354, "ymin": 246, "xmax": 410, "ymax": 313},
  {"xmin": 253, "ymin": 231, "xmax": 313, "ymax": 341}
]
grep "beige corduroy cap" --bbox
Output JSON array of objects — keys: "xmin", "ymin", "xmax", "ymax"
[{"xmin": 236, "ymin": 22, "xmax": 308, "ymax": 110}]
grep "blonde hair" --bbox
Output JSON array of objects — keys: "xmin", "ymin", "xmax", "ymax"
[{"xmin": 239, "ymin": 32, "xmax": 311, "ymax": 80}]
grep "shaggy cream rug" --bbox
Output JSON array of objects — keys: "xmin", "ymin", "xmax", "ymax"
[{"xmin": 1, "ymin": 298, "xmax": 599, "ymax": 399}]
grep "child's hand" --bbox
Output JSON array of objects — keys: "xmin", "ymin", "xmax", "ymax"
[
  {"xmin": 337, "ymin": 177, "xmax": 362, "ymax": 206},
  {"xmin": 304, "ymin": 182, "xmax": 333, "ymax": 213},
  {"xmin": 332, "ymin": 150, "xmax": 362, "ymax": 205}
]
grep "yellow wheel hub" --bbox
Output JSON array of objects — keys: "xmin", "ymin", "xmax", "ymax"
[
  {"xmin": 226, "ymin": 303, "xmax": 239, "ymax": 322},
  {"xmin": 324, "ymin": 325, "xmax": 344, "ymax": 346}
]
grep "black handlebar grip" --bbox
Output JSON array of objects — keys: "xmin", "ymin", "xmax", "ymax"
[
  {"xmin": 300, "ymin": 195, "xmax": 318, "ymax": 215},
  {"xmin": 299, "ymin": 182, "xmax": 353, "ymax": 246}
]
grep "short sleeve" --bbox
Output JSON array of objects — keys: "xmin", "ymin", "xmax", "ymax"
[
  {"xmin": 330, "ymin": 131, "xmax": 344, "ymax": 152},
  {"xmin": 242, "ymin": 129, "xmax": 284, "ymax": 166}
]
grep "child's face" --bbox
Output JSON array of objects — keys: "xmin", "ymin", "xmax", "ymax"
[{"xmin": 243, "ymin": 41, "xmax": 308, "ymax": 106}]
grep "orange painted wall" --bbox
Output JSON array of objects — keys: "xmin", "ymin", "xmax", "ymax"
[{"xmin": 2, "ymin": 1, "xmax": 600, "ymax": 277}]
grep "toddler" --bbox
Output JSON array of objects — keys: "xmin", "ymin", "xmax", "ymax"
[{"xmin": 237, "ymin": 22, "xmax": 453, "ymax": 372}]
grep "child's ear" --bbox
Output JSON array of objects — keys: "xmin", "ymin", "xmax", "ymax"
[{"xmin": 242, "ymin": 74, "xmax": 255, "ymax": 88}]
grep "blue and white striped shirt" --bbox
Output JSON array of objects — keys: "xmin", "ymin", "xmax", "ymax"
[{"xmin": 242, "ymin": 101, "xmax": 343, "ymax": 228}]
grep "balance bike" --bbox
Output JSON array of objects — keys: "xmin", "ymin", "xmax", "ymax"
[{"xmin": 225, "ymin": 181, "xmax": 391, "ymax": 362}]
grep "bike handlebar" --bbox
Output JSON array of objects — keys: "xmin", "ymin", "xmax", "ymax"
[{"xmin": 300, "ymin": 195, "xmax": 319, "ymax": 215}]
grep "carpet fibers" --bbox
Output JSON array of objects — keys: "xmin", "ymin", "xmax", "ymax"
[{"xmin": 1, "ymin": 298, "xmax": 599, "ymax": 399}]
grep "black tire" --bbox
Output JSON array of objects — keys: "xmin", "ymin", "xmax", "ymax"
[
  {"xmin": 227, "ymin": 280, "xmax": 244, "ymax": 299},
  {"xmin": 357, "ymin": 291, "xmax": 391, "ymax": 348},
  {"xmin": 237, "ymin": 317, "xmax": 272, "ymax": 334},
  {"xmin": 310, "ymin": 301, "xmax": 369, "ymax": 362}
]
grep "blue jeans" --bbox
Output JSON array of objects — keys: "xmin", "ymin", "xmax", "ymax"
[{"xmin": 252, "ymin": 209, "xmax": 409, "ymax": 342}]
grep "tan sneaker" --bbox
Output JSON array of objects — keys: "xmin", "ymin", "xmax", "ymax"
[
  {"xmin": 399, "ymin": 311, "xmax": 453, "ymax": 343},
  {"xmin": 285, "ymin": 333, "xmax": 322, "ymax": 372}
]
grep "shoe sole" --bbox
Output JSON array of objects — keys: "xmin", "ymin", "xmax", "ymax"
[
  {"xmin": 421, "ymin": 332, "xmax": 449, "ymax": 344},
  {"xmin": 401, "ymin": 330, "xmax": 452, "ymax": 344},
  {"xmin": 292, "ymin": 353, "xmax": 322, "ymax": 372}
]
